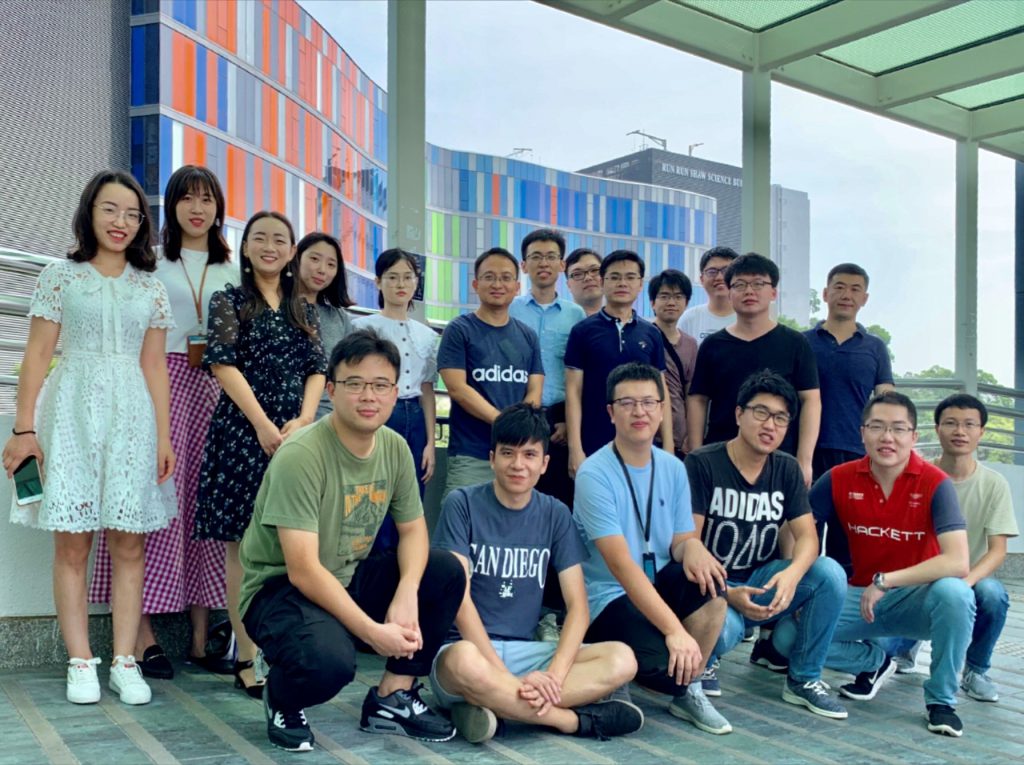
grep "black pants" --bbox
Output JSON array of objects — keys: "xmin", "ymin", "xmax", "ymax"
[
  {"xmin": 242, "ymin": 549, "xmax": 465, "ymax": 711},
  {"xmin": 585, "ymin": 562, "xmax": 721, "ymax": 697}
]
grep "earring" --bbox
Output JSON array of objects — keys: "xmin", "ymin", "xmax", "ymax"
[
  {"xmin": 214, "ymin": 218, "xmax": 221, "ymax": 227},
  {"xmin": 244, "ymin": 265, "xmax": 251, "ymax": 273},
  {"xmin": 285, "ymin": 269, "xmax": 293, "ymax": 277}
]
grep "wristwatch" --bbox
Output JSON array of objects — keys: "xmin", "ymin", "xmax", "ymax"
[{"xmin": 872, "ymin": 572, "xmax": 891, "ymax": 592}]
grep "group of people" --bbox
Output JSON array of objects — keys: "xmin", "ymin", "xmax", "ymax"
[{"xmin": 2, "ymin": 166, "xmax": 1016, "ymax": 754}]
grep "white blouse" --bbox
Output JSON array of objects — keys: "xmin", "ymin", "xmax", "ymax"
[
  {"xmin": 155, "ymin": 248, "xmax": 239, "ymax": 354},
  {"xmin": 352, "ymin": 313, "xmax": 438, "ymax": 399}
]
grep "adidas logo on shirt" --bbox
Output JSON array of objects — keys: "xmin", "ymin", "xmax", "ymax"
[{"xmin": 472, "ymin": 365, "xmax": 529, "ymax": 383}]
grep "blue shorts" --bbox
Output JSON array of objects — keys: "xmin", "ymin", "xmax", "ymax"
[{"xmin": 429, "ymin": 639, "xmax": 558, "ymax": 709}]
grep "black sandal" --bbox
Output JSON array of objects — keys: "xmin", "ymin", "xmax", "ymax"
[
  {"xmin": 234, "ymin": 659, "xmax": 265, "ymax": 699},
  {"xmin": 186, "ymin": 653, "xmax": 234, "ymax": 675}
]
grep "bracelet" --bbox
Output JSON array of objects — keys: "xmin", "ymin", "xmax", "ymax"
[{"xmin": 11, "ymin": 428, "xmax": 36, "ymax": 436}]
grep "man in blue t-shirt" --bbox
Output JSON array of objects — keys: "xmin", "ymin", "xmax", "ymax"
[
  {"xmin": 439, "ymin": 248, "xmax": 544, "ymax": 499},
  {"xmin": 804, "ymin": 263, "xmax": 894, "ymax": 479},
  {"xmin": 682, "ymin": 371, "xmax": 847, "ymax": 719},
  {"xmin": 565, "ymin": 250, "xmax": 671, "ymax": 477},
  {"xmin": 430, "ymin": 404, "xmax": 643, "ymax": 744},
  {"xmin": 574, "ymin": 363, "xmax": 730, "ymax": 736}
]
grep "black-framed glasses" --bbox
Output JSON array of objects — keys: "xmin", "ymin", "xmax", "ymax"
[
  {"xmin": 744, "ymin": 405, "xmax": 791, "ymax": 427},
  {"xmin": 863, "ymin": 421, "xmax": 914, "ymax": 437},
  {"xmin": 334, "ymin": 378, "xmax": 396, "ymax": 395},
  {"xmin": 525, "ymin": 253, "xmax": 560, "ymax": 264},
  {"xmin": 612, "ymin": 397, "xmax": 662, "ymax": 413},
  {"xmin": 702, "ymin": 267, "xmax": 727, "ymax": 278},
  {"xmin": 568, "ymin": 267, "xmax": 601, "ymax": 282},
  {"xmin": 730, "ymin": 280, "xmax": 772, "ymax": 292}
]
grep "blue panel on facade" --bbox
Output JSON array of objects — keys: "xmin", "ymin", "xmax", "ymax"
[
  {"xmin": 459, "ymin": 262, "xmax": 468, "ymax": 304},
  {"xmin": 172, "ymin": 0, "xmax": 196, "ymax": 29},
  {"xmin": 710, "ymin": 214, "xmax": 717, "ymax": 246},
  {"xmin": 159, "ymin": 116, "xmax": 172, "ymax": 196},
  {"xmin": 642, "ymin": 201, "xmax": 656, "ymax": 238},
  {"xmin": 694, "ymin": 210, "xmax": 705, "ymax": 244},
  {"xmin": 130, "ymin": 26, "xmax": 146, "ymax": 106},
  {"xmin": 523, "ymin": 180, "xmax": 539, "ymax": 221},
  {"xmin": 194, "ymin": 45, "xmax": 207, "ymax": 122},
  {"xmin": 217, "ymin": 57, "xmax": 228, "ymax": 132},
  {"xmin": 668, "ymin": 245, "xmax": 684, "ymax": 271},
  {"xmin": 459, "ymin": 169, "xmax": 470, "ymax": 212}
]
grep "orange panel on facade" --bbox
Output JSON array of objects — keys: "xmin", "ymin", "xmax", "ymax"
[
  {"xmin": 262, "ymin": 6, "xmax": 271, "ymax": 74},
  {"xmin": 355, "ymin": 93, "xmax": 364, "ymax": 151},
  {"xmin": 305, "ymin": 185, "xmax": 315, "ymax": 233},
  {"xmin": 270, "ymin": 165, "xmax": 286, "ymax": 214},
  {"xmin": 265, "ymin": 84, "xmax": 277, "ymax": 154},
  {"xmin": 550, "ymin": 187, "xmax": 558, "ymax": 224},
  {"xmin": 226, "ymin": 145, "xmax": 242, "ymax": 220},
  {"xmin": 252, "ymin": 157, "xmax": 264, "ymax": 215},
  {"xmin": 491, "ymin": 174, "xmax": 501, "ymax": 215},
  {"xmin": 345, "ymin": 146, "xmax": 354, "ymax": 200},
  {"xmin": 225, "ymin": 0, "xmax": 237, "ymax": 54},
  {"xmin": 195, "ymin": 131, "xmax": 206, "ymax": 167},
  {"xmin": 357, "ymin": 218, "xmax": 366, "ymax": 269}
]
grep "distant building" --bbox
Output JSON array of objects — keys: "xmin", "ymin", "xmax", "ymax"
[{"xmin": 580, "ymin": 148, "xmax": 811, "ymax": 325}]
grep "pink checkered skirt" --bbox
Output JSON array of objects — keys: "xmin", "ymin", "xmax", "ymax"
[{"xmin": 89, "ymin": 353, "xmax": 226, "ymax": 612}]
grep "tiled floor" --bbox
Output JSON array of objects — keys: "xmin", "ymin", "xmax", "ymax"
[{"xmin": 3, "ymin": 580, "xmax": 1024, "ymax": 765}]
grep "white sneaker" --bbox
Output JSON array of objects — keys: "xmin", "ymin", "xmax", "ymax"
[
  {"xmin": 109, "ymin": 655, "xmax": 152, "ymax": 705},
  {"xmin": 66, "ymin": 657, "xmax": 101, "ymax": 704}
]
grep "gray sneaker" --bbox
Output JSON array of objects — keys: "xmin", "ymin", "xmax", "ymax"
[
  {"xmin": 782, "ymin": 678, "xmax": 848, "ymax": 719},
  {"xmin": 893, "ymin": 641, "xmax": 922, "ymax": 674},
  {"xmin": 451, "ymin": 702, "xmax": 498, "ymax": 743},
  {"xmin": 961, "ymin": 669, "xmax": 998, "ymax": 702},
  {"xmin": 668, "ymin": 684, "xmax": 732, "ymax": 735},
  {"xmin": 535, "ymin": 613, "xmax": 561, "ymax": 642}
]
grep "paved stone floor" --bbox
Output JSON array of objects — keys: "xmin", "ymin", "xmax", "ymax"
[{"xmin": 3, "ymin": 580, "xmax": 1024, "ymax": 765}]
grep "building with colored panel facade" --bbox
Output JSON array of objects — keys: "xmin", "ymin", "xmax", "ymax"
[
  {"xmin": 129, "ymin": 0, "xmax": 387, "ymax": 307},
  {"xmin": 422, "ymin": 145, "xmax": 716, "ymax": 321}
]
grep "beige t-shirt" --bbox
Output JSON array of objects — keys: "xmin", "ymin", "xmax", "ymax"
[
  {"xmin": 935, "ymin": 459, "xmax": 1018, "ymax": 567},
  {"xmin": 239, "ymin": 417, "xmax": 422, "ymax": 616}
]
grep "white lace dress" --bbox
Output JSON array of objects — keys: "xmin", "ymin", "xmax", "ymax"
[{"xmin": 10, "ymin": 260, "xmax": 179, "ymax": 533}]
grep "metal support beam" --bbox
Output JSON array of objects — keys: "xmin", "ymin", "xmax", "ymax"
[
  {"xmin": 1015, "ymin": 160, "xmax": 1024, "ymax": 463},
  {"xmin": 741, "ymin": 69, "xmax": 771, "ymax": 257},
  {"xmin": 758, "ymin": 0, "xmax": 960, "ymax": 71},
  {"xmin": 971, "ymin": 99, "xmax": 1024, "ymax": 141},
  {"xmin": 387, "ymin": 0, "xmax": 427, "ymax": 319},
  {"xmin": 954, "ymin": 140, "xmax": 979, "ymax": 395},
  {"xmin": 875, "ymin": 32, "xmax": 1024, "ymax": 108}
]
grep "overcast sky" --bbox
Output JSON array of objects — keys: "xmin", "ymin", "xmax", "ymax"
[{"xmin": 300, "ymin": 0, "xmax": 1016, "ymax": 384}]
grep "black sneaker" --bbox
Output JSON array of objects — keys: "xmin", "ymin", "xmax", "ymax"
[
  {"xmin": 749, "ymin": 638, "xmax": 788, "ymax": 672},
  {"xmin": 574, "ymin": 698, "xmax": 645, "ymax": 740},
  {"xmin": 926, "ymin": 704, "xmax": 963, "ymax": 737},
  {"xmin": 263, "ymin": 685, "xmax": 314, "ymax": 752},
  {"xmin": 839, "ymin": 657, "xmax": 897, "ymax": 701},
  {"xmin": 360, "ymin": 683, "xmax": 455, "ymax": 742},
  {"xmin": 139, "ymin": 645, "xmax": 174, "ymax": 680}
]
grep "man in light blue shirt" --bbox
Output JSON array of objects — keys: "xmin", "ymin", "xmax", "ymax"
[{"xmin": 510, "ymin": 228, "xmax": 585, "ymax": 510}]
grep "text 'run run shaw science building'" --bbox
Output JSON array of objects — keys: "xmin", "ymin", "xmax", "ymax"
[{"xmin": 14, "ymin": 0, "xmax": 717, "ymax": 322}]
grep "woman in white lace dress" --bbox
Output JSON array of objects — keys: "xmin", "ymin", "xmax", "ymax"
[{"xmin": 1, "ymin": 171, "xmax": 178, "ymax": 707}]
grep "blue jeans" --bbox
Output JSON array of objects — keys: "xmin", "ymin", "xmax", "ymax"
[
  {"xmin": 372, "ymin": 398, "xmax": 428, "ymax": 553},
  {"xmin": 711, "ymin": 556, "xmax": 846, "ymax": 683},
  {"xmin": 888, "ymin": 577, "xmax": 1009, "ymax": 675},
  {"xmin": 777, "ymin": 578, "xmax": 975, "ymax": 707}
]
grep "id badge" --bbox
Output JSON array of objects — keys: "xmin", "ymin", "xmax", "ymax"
[
  {"xmin": 187, "ymin": 333, "xmax": 207, "ymax": 368},
  {"xmin": 642, "ymin": 552, "xmax": 657, "ymax": 583}
]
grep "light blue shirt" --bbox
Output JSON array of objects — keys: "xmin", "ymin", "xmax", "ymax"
[
  {"xmin": 510, "ymin": 294, "xmax": 585, "ymax": 407},
  {"xmin": 573, "ymin": 444, "xmax": 695, "ymax": 620}
]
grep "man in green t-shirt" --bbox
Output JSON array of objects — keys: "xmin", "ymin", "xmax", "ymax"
[{"xmin": 240, "ymin": 330, "xmax": 465, "ymax": 753}]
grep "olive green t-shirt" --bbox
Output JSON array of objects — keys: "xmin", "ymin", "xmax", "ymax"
[{"xmin": 238, "ymin": 417, "xmax": 422, "ymax": 617}]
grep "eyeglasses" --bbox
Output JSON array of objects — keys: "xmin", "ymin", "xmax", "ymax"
[
  {"xmin": 938, "ymin": 419, "xmax": 982, "ymax": 432},
  {"xmin": 334, "ymin": 378, "xmax": 396, "ymax": 395},
  {"xmin": 730, "ymin": 280, "xmax": 772, "ymax": 292},
  {"xmin": 478, "ymin": 273, "xmax": 517, "ymax": 285},
  {"xmin": 702, "ymin": 267, "xmax": 727, "ymax": 278},
  {"xmin": 655, "ymin": 292, "xmax": 686, "ymax": 303},
  {"xmin": 863, "ymin": 421, "xmax": 914, "ymax": 437},
  {"xmin": 604, "ymin": 273, "xmax": 643, "ymax": 284},
  {"xmin": 568, "ymin": 267, "xmax": 601, "ymax": 282},
  {"xmin": 744, "ymin": 405, "xmax": 791, "ymax": 427},
  {"xmin": 525, "ymin": 254, "xmax": 560, "ymax": 264},
  {"xmin": 94, "ymin": 203, "xmax": 144, "ymax": 227},
  {"xmin": 383, "ymin": 273, "xmax": 416, "ymax": 284},
  {"xmin": 612, "ymin": 397, "xmax": 662, "ymax": 413}
]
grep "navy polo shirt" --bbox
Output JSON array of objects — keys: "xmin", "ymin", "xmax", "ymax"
[
  {"xmin": 804, "ymin": 322, "xmax": 893, "ymax": 454},
  {"xmin": 564, "ymin": 309, "xmax": 666, "ymax": 456}
]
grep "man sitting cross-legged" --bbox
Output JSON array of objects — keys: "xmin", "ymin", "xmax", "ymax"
[
  {"xmin": 430, "ymin": 403, "xmax": 643, "ymax": 744},
  {"xmin": 682, "ymin": 370, "xmax": 847, "ymax": 719}
]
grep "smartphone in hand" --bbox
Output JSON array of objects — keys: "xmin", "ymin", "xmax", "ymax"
[{"xmin": 13, "ymin": 456, "xmax": 43, "ymax": 505}]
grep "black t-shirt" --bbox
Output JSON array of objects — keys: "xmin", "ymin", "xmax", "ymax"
[
  {"xmin": 688, "ymin": 324, "xmax": 818, "ymax": 456},
  {"xmin": 685, "ymin": 442, "xmax": 811, "ymax": 582}
]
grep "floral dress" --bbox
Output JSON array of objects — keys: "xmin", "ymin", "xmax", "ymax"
[
  {"xmin": 10, "ymin": 260, "xmax": 178, "ymax": 532},
  {"xmin": 192, "ymin": 286, "xmax": 326, "ymax": 542}
]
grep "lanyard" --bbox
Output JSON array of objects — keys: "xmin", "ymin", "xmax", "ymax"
[
  {"xmin": 612, "ymin": 444, "xmax": 655, "ymax": 550},
  {"xmin": 179, "ymin": 259, "xmax": 210, "ymax": 325}
]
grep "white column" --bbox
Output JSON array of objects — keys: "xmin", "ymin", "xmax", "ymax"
[
  {"xmin": 387, "ymin": 0, "xmax": 427, "ymax": 321},
  {"xmin": 741, "ymin": 69, "xmax": 771, "ymax": 257},
  {"xmin": 954, "ymin": 140, "xmax": 979, "ymax": 395}
]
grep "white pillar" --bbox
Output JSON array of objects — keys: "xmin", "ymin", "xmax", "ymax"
[
  {"xmin": 954, "ymin": 140, "xmax": 979, "ymax": 395},
  {"xmin": 387, "ymin": 0, "xmax": 427, "ymax": 320},
  {"xmin": 741, "ymin": 69, "xmax": 771, "ymax": 257}
]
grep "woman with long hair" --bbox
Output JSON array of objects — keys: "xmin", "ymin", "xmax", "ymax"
[
  {"xmin": 292, "ymin": 232, "xmax": 354, "ymax": 417},
  {"xmin": 2, "ymin": 170, "xmax": 177, "ymax": 705},
  {"xmin": 192, "ymin": 210, "xmax": 326, "ymax": 697},
  {"xmin": 89, "ymin": 165, "xmax": 237, "ymax": 679}
]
